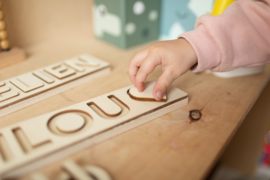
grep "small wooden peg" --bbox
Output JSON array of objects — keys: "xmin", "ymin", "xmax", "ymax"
[{"xmin": 0, "ymin": 11, "xmax": 3, "ymax": 20}]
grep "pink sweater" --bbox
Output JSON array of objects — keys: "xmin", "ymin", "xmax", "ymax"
[{"xmin": 180, "ymin": 0, "xmax": 270, "ymax": 72}]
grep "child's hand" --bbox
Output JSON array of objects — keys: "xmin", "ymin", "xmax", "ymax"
[{"xmin": 129, "ymin": 38, "xmax": 197, "ymax": 101}]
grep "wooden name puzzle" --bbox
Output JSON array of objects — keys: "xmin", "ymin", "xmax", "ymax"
[
  {"xmin": 0, "ymin": 81, "xmax": 188, "ymax": 178},
  {"xmin": 0, "ymin": 53, "xmax": 110, "ymax": 118}
]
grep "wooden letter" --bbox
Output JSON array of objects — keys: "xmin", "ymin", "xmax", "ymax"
[
  {"xmin": 44, "ymin": 64, "xmax": 76, "ymax": 79},
  {"xmin": 65, "ymin": 54, "xmax": 100, "ymax": 72},
  {"xmin": 0, "ymin": 84, "xmax": 19, "ymax": 102},
  {"xmin": 129, "ymin": 81, "xmax": 167, "ymax": 102},
  {"xmin": 10, "ymin": 74, "xmax": 44, "ymax": 93},
  {"xmin": 33, "ymin": 71, "xmax": 55, "ymax": 84}
]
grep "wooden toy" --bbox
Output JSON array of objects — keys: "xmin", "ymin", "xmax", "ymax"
[
  {"xmin": 93, "ymin": 0, "xmax": 161, "ymax": 49},
  {"xmin": 0, "ymin": 53, "xmax": 110, "ymax": 118},
  {"xmin": 0, "ymin": 1, "xmax": 26, "ymax": 69},
  {"xmin": 129, "ymin": 81, "xmax": 167, "ymax": 102},
  {"xmin": 160, "ymin": 0, "xmax": 214, "ymax": 40},
  {"xmin": 0, "ymin": 81, "xmax": 188, "ymax": 178}
]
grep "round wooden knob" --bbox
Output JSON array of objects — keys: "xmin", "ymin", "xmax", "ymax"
[
  {"xmin": 0, "ymin": 30, "xmax": 7, "ymax": 40},
  {"xmin": 1, "ymin": 39, "xmax": 10, "ymax": 50},
  {"xmin": 0, "ymin": 20, "xmax": 5, "ymax": 30},
  {"xmin": 0, "ymin": 11, "xmax": 3, "ymax": 20}
]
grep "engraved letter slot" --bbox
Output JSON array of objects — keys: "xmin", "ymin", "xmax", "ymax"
[
  {"xmin": 47, "ymin": 110, "xmax": 93, "ymax": 136},
  {"xmin": 0, "ymin": 134, "xmax": 13, "ymax": 164},
  {"xmin": 12, "ymin": 122, "xmax": 51, "ymax": 153},
  {"xmin": 87, "ymin": 95, "xmax": 129, "ymax": 119}
]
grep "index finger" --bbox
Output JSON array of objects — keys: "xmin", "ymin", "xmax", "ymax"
[
  {"xmin": 129, "ymin": 48, "xmax": 149, "ymax": 84},
  {"xmin": 135, "ymin": 52, "xmax": 161, "ymax": 92}
]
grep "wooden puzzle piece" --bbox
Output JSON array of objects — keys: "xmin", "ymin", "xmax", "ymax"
[
  {"xmin": 0, "ymin": 82, "xmax": 188, "ymax": 178},
  {"xmin": 129, "ymin": 81, "xmax": 167, "ymax": 102},
  {"xmin": 0, "ymin": 85, "xmax": 19, "ymax": 102},
  {"xmin": 65, "ymin": 54, "xmax": 100, "ymax": 72},
  {"xmin": 33, "ymin": 71, "xmax": 55, "ymax": 84},
  {"xmin": 44, "ymin": 64, "xmax": 76, "ymax": 79},
  {"xmin": 0, "ymin": 53, "xmax": 110, "ymax": 118},
  {"xmin": 10, "ymin": 74, "xmax": 44, "ymax": 93}
]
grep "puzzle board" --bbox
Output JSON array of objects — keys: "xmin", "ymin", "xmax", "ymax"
[
  {"xmin": 0, "ymin": 53, "xmax": 110, "ymax": 118},
  {"xmin": 0, "ymin": 83, "xmax": 188, "ymax": 178}
]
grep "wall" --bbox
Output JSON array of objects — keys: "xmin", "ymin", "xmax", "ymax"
[{"xmin": 2, "ymin": 0, "xmax": 94, "ymax": 48}]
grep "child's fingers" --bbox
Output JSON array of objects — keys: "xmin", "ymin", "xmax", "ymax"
[
  {"xmin": 153, "ymin": 67, "xmax": 177, "ymax": 101},
  {"xmin": 129, "ymin": 49, "xmax": 149, "ymax": 84},
  {"xmin": 135, "ymin": 52, "xmax": 161, "ymax": 92}
]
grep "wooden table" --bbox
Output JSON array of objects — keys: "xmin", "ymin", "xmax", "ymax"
[{"xmin": 0, "ymin": 37, "xmax": 269, "ymax": 180}]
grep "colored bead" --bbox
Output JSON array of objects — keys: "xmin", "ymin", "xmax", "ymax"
[
  {"xmin": 0, "ymin": 11, "xmax": 3, "ymax": 20},
  {"xmin": 0, "ymin": 20, "xmax": 5, "ymax": 30},
  {"xmin": 0, "ymin": 30, "xmax": 7, "ymax": 40},
  {"xmin": 0, "ymin": 39, "xmax": 10, "ymax": 50}
]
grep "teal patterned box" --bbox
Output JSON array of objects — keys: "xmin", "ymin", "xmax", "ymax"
[{"xmin": 93, "ymin": 0, "xmax": 161, "ymax": 49}]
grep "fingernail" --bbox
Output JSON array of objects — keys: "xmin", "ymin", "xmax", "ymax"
[{"xmin": 156, "ymin": 91, "xmax": 163, "ymax": 100}]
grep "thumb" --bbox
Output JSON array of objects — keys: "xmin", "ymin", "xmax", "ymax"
[{"xmin": 153, "ymin": 68, "xmax": 177, "ymax": 101}]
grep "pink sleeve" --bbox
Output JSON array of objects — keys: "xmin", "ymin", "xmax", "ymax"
[{"xmin": 179, "ymin": 0, "xmax": 270, "ymax": 72}]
